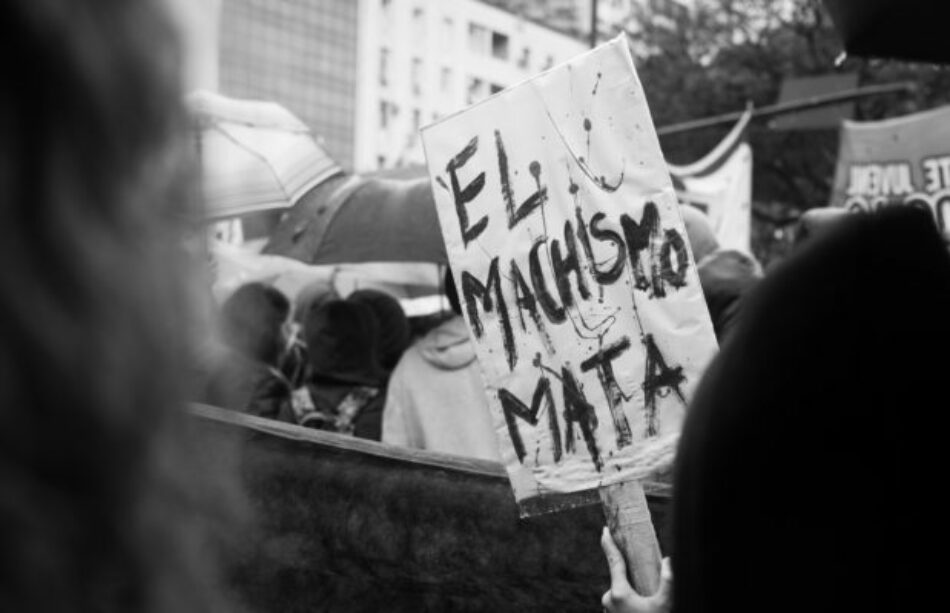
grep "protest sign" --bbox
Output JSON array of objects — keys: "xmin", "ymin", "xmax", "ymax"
[
  {"xmin": 670, "ymin": 109, "xmax": 754, "ymax": 253},
  {"xmin": 420, "ymin": 35, "xmax": 718, "ymax": 518},
  {"xmin": 830, "ymin": 105, "xmax": 950, "ymax": 234}
]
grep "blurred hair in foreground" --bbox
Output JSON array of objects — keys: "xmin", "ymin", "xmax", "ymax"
[{"xmin": 1, "ymin": 1, "xmax": 236, "ymax": 611}]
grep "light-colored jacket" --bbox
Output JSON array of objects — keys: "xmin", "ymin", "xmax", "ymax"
[{"xmin": 382, "ymin": 316, "xmax": 501, "ymax": 461}]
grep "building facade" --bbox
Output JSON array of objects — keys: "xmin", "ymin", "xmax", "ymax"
[
  {"xmin": 219, "ymin": 0, "xmax": 361, "ymax": 169},
  {"xmin": 213, "ymin": 0, "xmax": 586, "ymax": 173},
  {"xmin": 353, "ymin": 0, "xmax": 587, "ymax": 171}
]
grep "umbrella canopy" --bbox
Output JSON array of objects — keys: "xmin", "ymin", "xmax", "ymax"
[
  {"xmin": 823, "ymin": 0, "xmax": 950, "ymax": 64},
  {"xmin": 210, "ymin": 240, "xmax": 441, "ymax": 306},
  {"xmin": 188, "ymin": 90, "xmax": 343, "ymax": 220},
  {"xmin": 263, "ymin": 175, "xmax": 447, "ymax": 265}
]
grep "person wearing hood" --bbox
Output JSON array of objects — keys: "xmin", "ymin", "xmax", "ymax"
[
  {"xmin": 299, "ymin": 299, "xmax": 387, "ymax": 440},
  {"xmin": 381, "ymin": 270, "xmax": 500, "ymax": 461},
  {"xmin": 696, "ymin": 249, "xmax": 762, "ymax": 343}
]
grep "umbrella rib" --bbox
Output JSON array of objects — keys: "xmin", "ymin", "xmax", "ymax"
[{"xmin": 211, "ymin": 123, "xmax": 298, "ymax": 206}]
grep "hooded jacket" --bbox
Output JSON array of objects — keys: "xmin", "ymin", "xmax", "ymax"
[{"xmin": 382, "ymin": 315, "xmax": 500, "ymax": 461}]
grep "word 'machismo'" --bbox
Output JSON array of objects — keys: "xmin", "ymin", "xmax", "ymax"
[{"xmin": 446, "ymin": 133, "xmax": 690, "ymax": 372}]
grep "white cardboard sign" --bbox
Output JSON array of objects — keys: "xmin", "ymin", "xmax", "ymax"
[{"xmin": 421, "ymin": 36, "xmax": 718, "ymax": 514}]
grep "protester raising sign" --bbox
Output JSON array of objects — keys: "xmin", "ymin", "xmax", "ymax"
[
  {"xmin": 830, "ymin": 105, "xmax": 950, "ymax": 234},
  {"xmin": 421, "ymin": 36, "xmax": 718, "ymax": 516}
]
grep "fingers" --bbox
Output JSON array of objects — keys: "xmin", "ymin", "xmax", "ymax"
[
  {"xmin": 601, "ymin": 526, "xmax": 632, "ymax": 590},
  {"xmin": 656, "ymin": 557, "xmax": 673, "ymax": 601},
  {"xmin": 601, "ymin": 532, "xmax": 674, "ymax": 613}
]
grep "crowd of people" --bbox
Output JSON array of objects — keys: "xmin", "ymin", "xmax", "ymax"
[
  {"xmin": 195, "ymin": 268, "xmax": 502, "ymax": 460},
  {"xmin": 194, "ymin": 203, "xmax": 763, "ymax": 467},
  {"xmin": 4, "ymin": 0, "xmax": 948, "ymax": 611}
]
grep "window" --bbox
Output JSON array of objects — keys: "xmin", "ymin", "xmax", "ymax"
[
  {"xmin": 491, "ymin": 31, "xmax": 509, "ymax": 60},
  {"xmin": 490, "ymin": 83, "xmax": 504, "ymax": 95},
  {"xmin": 441, "ymin": 17, "xmax": 454, "ymax": 51},
  {"xmin": 467, "ymin": 76, "xmax": 485, "ymax": 104},
  {"xmin": 542, "ymin": 54, "xmax": 555, "ymax": 70},
  {"xmin": 412, "ymin": 108, "xmax": 422, "ymax": 130},
  {"xmin": 411, "ymin": 58, "xmax": 423, "ymax": 96},
  {"xmin": 517, "ymin": 47, "xmax": 531, "ymax": 69},
  {"xmin": 377, "ymin": 155, "xmax": 387, "ymax": 169},
  {"xmin": 379, "ymin": 47, "xmax": 390, "ymax": 86},
  {"xmin": 411, "ymin": 6, "xmax": 426, "ymax": 42},
  {"xmin": 440, "ymin": 66, "xmax": 452, "ymax": 93},
  {"xmin": 468, "ymin": 23, "xmax": 489, "ymax": 55},
  {"xmin": 379, "ymin": 101, "xmax": 399, "ymax": 129}
]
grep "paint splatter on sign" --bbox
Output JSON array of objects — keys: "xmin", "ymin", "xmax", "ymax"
[{"xmin": 421, "ymin": 35, "xmax": 718, "ymax": 516}]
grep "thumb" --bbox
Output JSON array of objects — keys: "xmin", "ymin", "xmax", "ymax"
[
  {"xmin": 601, "ymin": 526, "xmax": 633, "ymax": 591},
  {"xmin": 654, "ymin": 557, "xmax": 673, "ymax": 602}
]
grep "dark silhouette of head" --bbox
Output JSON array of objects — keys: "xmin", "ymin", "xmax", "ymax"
[
  {"xmin": 347, "ymin": 289, "xmax": 410, "ymax": 372},
  {"xmin": 219, "ymin": 282, "xmax": 291, "ymax": 367},
  {"xmin": 696, "ymin": 249, "xmax": 761, "ymax": 342},
  {"xmin": 673, "ymin": 207, "xmax": 949, "ymax": 613},
  {"xmin": 304, "ymin": 299, "xmax": 386, "ymax": 386},
  {"xmin": 293, "ymin": 278, "xmax": 338, "ymax": 325}
]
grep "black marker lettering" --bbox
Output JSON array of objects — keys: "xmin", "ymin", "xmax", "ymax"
[
  {"xmin": 642, "ymin": 334, "xmax": 687, "ymax": 437},
  {"xmin": 498, "ymin": 377, "xmax": 562, "ymax": 464},
  {"xmin": 496, "ymin": 130, "xmax": 547, "ymax": 229},
  {"xmin": 620, "ymin": 201, "xmax": 662, "ymax": 295},
  {"xmin": 446, "ymin": 137, "xmax": 488, "ymax": 247},
  {"xmin": 529, "ymin": 238, "xmax": 566, "ymax": 325},
  {"xmin": 561, "ymin": 365, "xmax": 602, "ymax": 471},
  {"xmin": 551, "ymin": 220, "xmax": 591, "ymax": 309},
  {"xmin": 588, "ymin": 213, "xmax": 627, "ymax": 284},
  {"xmin": 659, "ymin": 228, "xmax": 689, "ymax": 290},
  {"xmin": 581, "ymin": 337, "xmax": 633, "ymax": 448},
  {"xmin": 461, "ymin": 258, "xmax": 517, "ymax": 370}
]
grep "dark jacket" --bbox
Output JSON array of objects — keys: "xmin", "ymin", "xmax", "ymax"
[
  {"xmin": 204, "ymin": 351, "xmax": 296, "ymax": 424},
  {"xmin": 302, "ymin": 379, "xmax": 384, "ymax": 441},
  {"xmin": 301, "ymin": 300, "xmax": 387, "ymax": 440}
]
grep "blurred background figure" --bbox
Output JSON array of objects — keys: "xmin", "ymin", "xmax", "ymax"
[
  {"xmin": 203, "ymin": 282, "xmax": 296, "ymax": 423},
  {"xmin": 696, "ymin": 249, "xmax": 762, "ymax": 343},
  {"xmin": 382, "ymin": 270, "xmax": 500, "ymax": 461},
  {"xmin": 297, "ymin": 299, "xmax": 387, "ymax": 439},
  {"xmin": 292, "ymin": 278, "xmax": 340, "ymax": 325},
  {"xmin": 348, "ymin": 288, "xmax": 412, "ymax": 374},
  {"xmin": 794, "ymin": 206, "xmax": 851, "ymax": 245},
  {"xmin": 280, "ymin": 278, "xmax": 340, "ymax": 388},
  {"xmin": 680, "ymin": 205, "xmax": 720, "ymax": 263}
]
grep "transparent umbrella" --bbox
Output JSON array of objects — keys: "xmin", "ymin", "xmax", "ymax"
[{"xmin": 187, "ymin": 90, "xmax": 343, "ymax": 220}]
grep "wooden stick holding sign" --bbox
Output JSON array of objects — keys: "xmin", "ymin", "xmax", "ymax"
[
  {"xmin": 421, "ymin": 34, "xmax": 717, "ymax": 596},
  {"xmin": 601, "ymin": 481, "xmax": 662, "ymax": 595}
]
